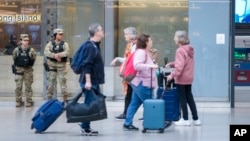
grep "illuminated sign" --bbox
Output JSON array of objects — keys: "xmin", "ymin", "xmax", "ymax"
[{"xmin": 0, "ymin": 14, "xmax": 41, "ymax": 23}]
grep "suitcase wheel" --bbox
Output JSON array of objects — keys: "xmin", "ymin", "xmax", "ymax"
[
  {"xmin": 142, "ymin": 128, "xmax": 147, "ymax": 133},
  {"xmin": 159, "ymin": 129, "xmax": 164, "ymax": 133},
  {"xmin": 35, "ymin": 130, "xmax": 42, "ymax": 134},
  {"xmin": 30, "ymin": 124, "xmax": 34, "ymax": 129}
]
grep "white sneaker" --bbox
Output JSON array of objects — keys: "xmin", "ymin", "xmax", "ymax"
[
  {"xmin": 174, "ymin": 118, "xmax": 191, "ymax": 126},
  {"xmin": 79, "ymin": 124, "xmax": 98, "ymax": 136},
  {"xmin": 192, "ymin": 119, "xmax": 202, "ymax": 126},
  {"xmin": 80, "ymin": 128, "xmax": 98, "ymax": 136}
]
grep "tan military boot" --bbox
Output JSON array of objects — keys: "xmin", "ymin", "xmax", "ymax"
[
  {"xmin": 48, "ymin": 95, "xmax": 52, "ymax": 100},
  {"xmin": 63, "ymin": 95, "xmax": 68, "ymax": 102},
  {"xmin": 26, "ymin": 102, "xmax": 34, "ymax": 107},
  {"xmin": 16, "ymin": 101, "xmax": 24, "ymax": 107}
]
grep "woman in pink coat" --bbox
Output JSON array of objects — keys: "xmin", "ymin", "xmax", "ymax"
[{"xmin": 166, "ymin": 30, "xmax": 201, "ymax": 126}]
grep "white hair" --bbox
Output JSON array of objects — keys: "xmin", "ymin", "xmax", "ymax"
[
  {"xmin": 174, "ymin": 30, "xmax": 190, "ymax": 45},
  {"xmin": 124, "ymin": 27, "xmax": 137, "ymax": 39}
]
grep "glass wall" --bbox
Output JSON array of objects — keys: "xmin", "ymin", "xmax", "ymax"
[
  {"xmin": 0, "ymin": 0, "xmax": 232, "ymax": 101},
  {"xmin": 189, "ymin": 0, "xmax": 230, "ymax": 101},
  {"xmin": 0, "ymin": 0, "xmax": 188, "ymax": 63},
  {"xmin": 116, "ymin": 0, "xmax": 188, "ymax": 66},
  {"xmin": 57, "ymin": 0, "xmax": 105, "ymax": 57},
  {"xmin": 0, "ymin": 0, "xmax": 41, "ymax": 55}
]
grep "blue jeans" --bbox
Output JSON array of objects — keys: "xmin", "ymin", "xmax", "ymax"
[
  {"xmin": 80, "ymin": 83, "xmax": 99, "ymax": 129},
  {"xmin": 124, "ymin": 82, "xmax": 153, "ymax": 126}
]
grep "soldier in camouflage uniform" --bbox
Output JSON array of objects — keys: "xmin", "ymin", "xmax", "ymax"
[
  {"xmin": 44, "ymin": 28, "xmax": 70, "ymax": 102},
  {"xmin": 13, "ymin": 34, "xmax": 36, "ymax": 107}
]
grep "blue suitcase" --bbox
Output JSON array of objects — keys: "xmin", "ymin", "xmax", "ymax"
[
  {"xmin": 156, "ymin": 87, "xmax": 164, "ymax": 99},
  {"xmin": 162, "ymin": 88, "xmax": 180, "ymax": 121},
  {"xmin": 31, "ymin": 99, "xmax": 64, "ymax": 133},
  {"xmin": 142, "ymin": 99, "xmax": 165, "ymax": 133}
]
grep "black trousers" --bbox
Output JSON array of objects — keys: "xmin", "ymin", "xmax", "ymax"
[
  {"xmin": 176, "ymin": 84, "xmax": 198, "ymax": 120},
  {"xmin": 123, "ymin": 84, "xmax": 132, "ymax": 115}
]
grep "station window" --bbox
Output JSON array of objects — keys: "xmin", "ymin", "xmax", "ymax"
[{"xmin": 0, "ymin": 0, "xmax": 41, "ymax": 55}]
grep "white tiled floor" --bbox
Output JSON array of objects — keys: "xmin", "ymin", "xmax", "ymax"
[{"xmin": 0, "ymin": 99, "xmax": 249, "ymax": 141}]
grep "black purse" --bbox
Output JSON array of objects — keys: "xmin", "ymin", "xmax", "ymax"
[{"xmin": 66, "ymin": 89, "xmax": 107, "ymax": 123}]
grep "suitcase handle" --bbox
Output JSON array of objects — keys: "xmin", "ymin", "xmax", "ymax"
[
  {"xmin": 160, "ymin": 87, "xmax": 177, "ymax": 98},
  {"xmin": 165, "ymin": 81, "xmax": 174, "ymax": 90}
]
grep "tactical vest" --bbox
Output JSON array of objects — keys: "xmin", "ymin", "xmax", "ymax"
[
  {"xmin": 14, "ymin": 47, "xmax": 34, "ymax": 67},
  {"xmin": 48, "ymin": 41, "xmax": 67, "ymax": 62}
]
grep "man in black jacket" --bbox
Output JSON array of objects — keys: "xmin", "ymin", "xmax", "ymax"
[
  {"xmin": 4, "ymin": 35, "xmax": 18, "ymax": 55},
  {"xmin": 79, "ymin": 23, "xmax": 105, "ymax": 136}
]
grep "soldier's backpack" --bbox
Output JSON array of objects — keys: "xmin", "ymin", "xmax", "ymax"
[{"xmin": 70, "ymin": 40, "xmax": 97, "ymax": 74}]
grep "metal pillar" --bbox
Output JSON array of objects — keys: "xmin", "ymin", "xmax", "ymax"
[
  {"xmin": 230, "ymin": 0, "xmax": 235, "ymax": 108},
  {"xmin": 41, "ymin": 0, "xmax": 58, "ymax": 99}
]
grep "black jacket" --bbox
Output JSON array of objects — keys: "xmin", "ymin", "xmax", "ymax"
[
  {"xmin": 4, "ymin": 42, "xmax": 17, "ymax": 55},
  {"xmin": 79, "ymin": 41, "xmax": 105, "ymax": 85}
]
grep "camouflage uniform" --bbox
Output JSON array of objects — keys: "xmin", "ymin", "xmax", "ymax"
[
  {"xmin": 44, "ymin": 28, "xmax": 70, "ymax": 101},
  {"xmin": 12, "ymin": 34, "xmax": 36, "ymax": 107}
]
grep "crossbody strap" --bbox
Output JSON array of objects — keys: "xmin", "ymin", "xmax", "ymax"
[{"xmin": 150, "ymin": 68, "xmax": 153, "ymax": 97}]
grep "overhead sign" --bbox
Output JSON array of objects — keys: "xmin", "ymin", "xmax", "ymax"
[{"xmin": 0, "ymin": 14, "xmax": 41, "ymax": 23}]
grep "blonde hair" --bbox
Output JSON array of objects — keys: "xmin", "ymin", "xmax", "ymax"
[{"xmin": 174, "ymin": 30, "xmax": 190, "ymax": 45}]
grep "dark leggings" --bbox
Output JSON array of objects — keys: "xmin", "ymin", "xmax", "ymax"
[
  {"xmin": 123, "ymin": 84, "xmax": 132, "ymax": 115},
  {"xmin": 176, "ymin": 84, "xmax": 198, "ymax": 120}
]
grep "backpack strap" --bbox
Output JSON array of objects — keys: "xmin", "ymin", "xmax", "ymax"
[
  {"xmin": 59, "ymin": 41, "xmax": 65, "ymax": 49},
  {"xmin": 88, "ymin": 40, "xmax": 98, "ymax": 58},
  {"xmin": 144, "ymin": 50, "xmax": 147, "ymax": 63},
  {"xmin": 17, "ymin": 47, "xmax": 21, "ymax": 57},
  {"xmin": 51, "ymin": 41, "xmax": 56, "ymax": 50},
  {"xmin": 51, "ymin": 40, "xmax": 65, "ymax": 51},
  {"xmin": 17, "ymin": 47, "xmax": 32, "ymax": 58}
]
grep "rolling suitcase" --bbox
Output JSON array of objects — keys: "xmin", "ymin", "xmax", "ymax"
[
  {"xmin": 142, "ymin": 99, "xmax": 165, "ymax": 133},
  {"xmin": 162, "ymin": 85, "xmax": 180, "ymax": 121},
  {"xmin": 157, "ymin": 67, "xmax": 180, "ymax": 121},
  {"xmin": 142, "ymin": 69, "xmax": 165, "ymax": 133},
  {"xmin": 31, "ymin": 99, "xmax": 64, "ymax": 133}
]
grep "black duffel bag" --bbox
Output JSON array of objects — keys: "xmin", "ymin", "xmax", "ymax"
[{"xmin": 66, "ymin": 89, "xmax": 107, "ymax": 123}]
